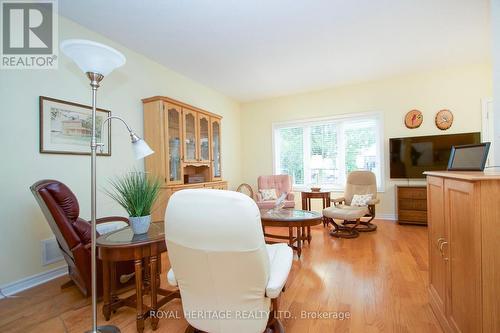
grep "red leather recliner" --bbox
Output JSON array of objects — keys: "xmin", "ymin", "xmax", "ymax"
[{"xmin": 30, "ymin": 179, "xmax": 134, "ymax": 297}]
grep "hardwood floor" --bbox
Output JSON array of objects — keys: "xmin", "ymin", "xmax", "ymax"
[{"xmin": 0, "ymin": 220, "xmax": 441, "ymax": 333}]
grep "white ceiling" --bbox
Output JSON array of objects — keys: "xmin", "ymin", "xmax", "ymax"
[{"xmin": 59, "ymin": 0, "xmax": 491, "ymax": 102}]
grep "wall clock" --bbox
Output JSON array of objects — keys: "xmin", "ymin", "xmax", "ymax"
[
  {"xmin": 435, "ymin": 109, "xmax": 453, "ymax": 130},
  {"xmin": 404, "ymin": 109, "xmax": 423, "ymax": 129}
]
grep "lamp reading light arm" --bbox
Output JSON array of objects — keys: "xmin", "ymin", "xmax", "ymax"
[{"xmin": 97, "ymin": 116, "xmax": 141, "ymax": 152}]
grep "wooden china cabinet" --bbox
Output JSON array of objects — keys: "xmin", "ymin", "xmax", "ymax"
[{"xmin": 142, "ymin": 96, "xmax": 227, "ymax": 222}]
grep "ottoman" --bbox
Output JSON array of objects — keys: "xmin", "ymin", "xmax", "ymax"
[{"xmin": 322, "ymin": 205, "xmax": 369, "ymax": 238}]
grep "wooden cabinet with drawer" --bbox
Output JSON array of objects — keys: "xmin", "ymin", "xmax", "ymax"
[
  {"xmin": 425, "ymin": 171, "xmax": 500, "ymax": 333},
  {"xmin": 396, "ymin": 185, "xmax": 427, "ymax": 225}
]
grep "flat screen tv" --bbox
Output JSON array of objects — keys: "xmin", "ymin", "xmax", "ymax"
[{"xmin": 389, "ymin": 132, "xmax": 481, "ymax": 179}]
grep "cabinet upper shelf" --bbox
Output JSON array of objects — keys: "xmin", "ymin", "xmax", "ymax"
[
  {"xmin": 142, "ymin": 96, "xmax": 223, "ymax": 120},
  {"xmin": 143, "ymin": 95, "xmax": 223, "ymax": 187}
]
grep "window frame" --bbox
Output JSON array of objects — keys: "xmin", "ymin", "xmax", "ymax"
[{"xmin": 272, "ymin": 111, "xmax": 385, "ymax": 192}]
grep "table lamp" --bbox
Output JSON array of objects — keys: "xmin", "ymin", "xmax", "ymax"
[{"xmin": 310, "ymin": 154, "xmax": 323, "ymax": 191}]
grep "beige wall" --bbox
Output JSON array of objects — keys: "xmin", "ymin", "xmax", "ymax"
[
  {"xmin": 0, "ymin": 17, "xmax": 242, "ymax": 287},
  {"xmin": 241, "ymin": 63, "xmax": 492, "ymax": 216}
]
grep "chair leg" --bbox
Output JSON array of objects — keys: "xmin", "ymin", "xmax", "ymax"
[
  {"xmin": 342, "ymin": 220, "xmax": 377, "ymax": 232},
  {"xmin": 265, "ymin": 318, "xmax": 285, "ymax": 333},
  {"xmin": 328, "ymin": 218, "xmax": 360, "ymax": 239},
  {"xmin": 342, "ymin": 206, "xmax": 377, "ymax": 232},
  {"xmin": 265, "ymin": 298, "xmax": 285, "ymax": 333},
  {"xmin": 185, "ymin": 325, "xmax": 203, "ymax": 333}
]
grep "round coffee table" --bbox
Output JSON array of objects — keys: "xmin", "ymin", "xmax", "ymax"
[{"xmin": 260, "ymin": 209, "xmax": 322, "ymax": 258}]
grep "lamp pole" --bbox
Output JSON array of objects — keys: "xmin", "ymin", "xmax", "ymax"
[
  {"xmin": 61, "ymin": 39, "xmax": 153, "ymax": 333},
  {"xmin": 86, "ymin": 72, "xmax": 119, "ymax": 333}
]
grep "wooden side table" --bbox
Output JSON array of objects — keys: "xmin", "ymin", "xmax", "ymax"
[
  {"xmin": 97, "ymin": 222, "xmax": 180, "ymax": 333},
  {"xmin": 301, "ymin": 191, "xmax": 331, "ymax": 230}
]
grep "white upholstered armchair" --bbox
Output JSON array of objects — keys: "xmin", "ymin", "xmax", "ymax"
[{"xmin": 165, "ymin": 189, "xmax": 293, "ymax": 333}]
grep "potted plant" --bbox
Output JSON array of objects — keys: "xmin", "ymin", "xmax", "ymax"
[{"xmin": 105, "ymin": 171, "xmax": 161, "ymax": 234}]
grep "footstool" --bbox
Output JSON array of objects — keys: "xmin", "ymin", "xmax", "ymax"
[{"xmin": 322, "ymin": 205, "xmax": 369, "ymax": 239}]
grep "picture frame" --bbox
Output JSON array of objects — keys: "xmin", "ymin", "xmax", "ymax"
[
  {"xmin": 447, "ymin": 142, "xmax": 490, "ymax": 171},
  {"xmin": 39, "ymin": 96, "xmax": 111, "ymax": 156}
]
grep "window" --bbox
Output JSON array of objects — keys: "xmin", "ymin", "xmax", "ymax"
[{"xmin": 273, "ymin": 113, "xmax": 383, "ymax": 191}]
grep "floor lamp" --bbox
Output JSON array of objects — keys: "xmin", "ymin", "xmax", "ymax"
[{"xmin": 60, "ymin": 39, "xmax": 154, "ymax": 333}]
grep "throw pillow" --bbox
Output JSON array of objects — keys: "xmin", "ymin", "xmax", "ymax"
[
  {"xmin": 351, "ymin": 194, "xmax": 373, "ymax": 207},
  {"xmin": 260, "ymin": 188, "xmax": 278, "ymax": 201}
]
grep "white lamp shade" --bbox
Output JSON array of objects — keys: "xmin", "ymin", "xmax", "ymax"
[
  {"xmin": 60, "ymin": 39, "xmax": 126, "ymax": 76},
  {"xmin": 132, "ymin": 139, "xmax": 154, "ymax": 160}
]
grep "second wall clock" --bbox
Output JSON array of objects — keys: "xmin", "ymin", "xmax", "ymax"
[{"xmin": 435, "ymin": 109, "xmax": 453, "ymax": 130}]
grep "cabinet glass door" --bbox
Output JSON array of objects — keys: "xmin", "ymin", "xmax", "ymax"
[
  {"xmin": 167, "ymin": 105, "xmax": 182, "ymax": 183},
  {"xmin": 199, "ymin": 115, "xmax": 210, "ymax": 163},
  {"xmin": 183, "ymin": 110, "xmax": 197, "ymax": 162},
  {"xmin": 211, "ymin": 119, "xmax": 221, "ymax": 179}
]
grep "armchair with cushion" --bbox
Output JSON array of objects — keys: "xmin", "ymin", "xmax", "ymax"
[
  {"xmin": 165, "ymin": 189, "xmax": 293, "ymax": 333},
  {"xmin": 322, "ymin": 171, "xmax": 380, "ymax": 239},
  {"xmin": 30, "ymin": 179, "xmax": 135, "ymax": 297},
  {"xmin": 253, "ymin": 175, "xmax": 295, "ymax": 209}
]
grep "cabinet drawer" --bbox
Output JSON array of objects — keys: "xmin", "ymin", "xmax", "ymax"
[
  {"xmin": 398, "ymin": 199, "xmax": 427, "ymax": 211},
  {"xmin": 398, "ymin": 210, "xmax": 427, "ymax": 222},
  {"xmin": 398, "ymin": 187, "xmax": 427, "ymax": 199}
]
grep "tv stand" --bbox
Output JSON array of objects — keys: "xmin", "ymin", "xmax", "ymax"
[{"xmin": 395, "ymin": 185, "xmax": 427, "ymax": 225}]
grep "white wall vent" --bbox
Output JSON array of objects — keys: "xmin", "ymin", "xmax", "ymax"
[{"xmin": 41, "ymin": 238, "xmax": 64, "ymax": 266}]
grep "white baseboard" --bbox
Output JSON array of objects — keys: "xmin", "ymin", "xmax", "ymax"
[
  {"xmin": 376, "ymin": 213, "xmax": 397, "ymax": 221},
  {"xmin": 0, "ymin": 265, "xmax": 68, "ymax": 299}
]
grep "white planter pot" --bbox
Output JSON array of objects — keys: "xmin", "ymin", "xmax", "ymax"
[{"xmin": 129, "ymin": 215, "xmax": 151, "ymax": 234}]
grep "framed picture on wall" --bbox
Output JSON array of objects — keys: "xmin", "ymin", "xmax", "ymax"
[{"xmin": 39, "ymin": 96, "xmax": 111, "ymax": 156}]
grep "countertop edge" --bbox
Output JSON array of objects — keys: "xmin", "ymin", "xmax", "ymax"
[{"xmin": 423, "ymin": 171, "xmax": 500, "ymax": 181}]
